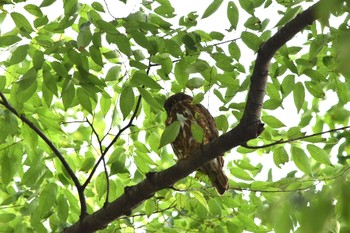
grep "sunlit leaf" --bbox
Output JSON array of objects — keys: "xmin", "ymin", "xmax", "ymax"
[
  {"xmin": 130, "ymin": 71, "xmax": 162, "ymax": 89},
  {"xmin": 159, "ymin": 121, "xmax": 181, "ymax": 148},
  {"xmin": 307, "ymin": 144, "xmax": 332, "ymax": 165},
  {"xmin": 105, "ymin": 65, "xmax": 121, "ymax": 81},
  {"xmin": 0, "ymin": 35, "xmax": 21, "ymax": 47},
  {"xmin": 293, "ymin": 82, "xmax": 305, "ymax": 113},
  {"xmin": 227, "ymin": 1, "xmax": 239, "ymax": 30},
  {"xmin": 275, "ymin": 6, "xmax": 302, "ymax": 27},
  {"xmin": 192, "ymin": 190, "xmax": 209, "ymax": 211},
  {"xmin": 241, "ymin": 31, "xmax": 262, "ymax": 51},
  {"xmin": 191, "ymin": 123, "xmax": 204, "ymax": 143},
  {"xmin": 11, "ymin": 12, "xmax": 34, "ymax": 32},
  {"xmin": 262, "ymin": 115, "xmax": 285, "ymax": 128},
  {"xmin": 291, "ymin": 146, "xmax": 311, "ymax": 174},
  {"xmin": 9, "ymin": 44, "xmax": 29, "ymax": 65},
  {"xmin": 138, "ymin": 87, "xmax": 162, "ymax": 111},
  {"xmin": 202, "ymin": 0, "xmax": 224, "ymax": 19},
  {"xmin": 120, "ymin": 86, "xmax": 135, "ymax": 119},
  {"xmin": 77, "ymin": 88, "xmax": 93, "ymax": 114},
  {"xmin": 273, "ymin": 147, "xmax": 289, "ymax": 168},
  {"xmin": 92, "ymin": 1, "xmax": 105, "ymax": 12},
  {"xmin": 186, "ymin": 77, "xmax": 204, "ymax": 89}
]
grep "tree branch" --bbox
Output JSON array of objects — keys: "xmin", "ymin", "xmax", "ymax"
[
  {"xmin": 64, "ymin": 0, "xmax": 342, "ymax": 232},
  {"xmin": 0, "ymin": 92, "xmax": 87, "ymax": 217},
  {"xmin": 82, "ymin": 58, "xmax": 152, "ymax": 189}
]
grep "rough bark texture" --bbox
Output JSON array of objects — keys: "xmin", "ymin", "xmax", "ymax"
[{"xmin": 64, "ymin": 0, "xmax": 341, "ymax": 232}]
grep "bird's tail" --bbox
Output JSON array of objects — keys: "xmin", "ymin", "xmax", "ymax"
[
  {"xmin": 201, "ymin": 161, "xmax": 229, "ymax": 195},
  {"xmin": 211, "ymin": 169, "xmax": 229, "ymax": 195}
]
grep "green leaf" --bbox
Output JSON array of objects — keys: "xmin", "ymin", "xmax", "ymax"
[
  {"xmin": 0, "ymin": 76, "xmax": 6, "ymax": 91},
  {"xmin": 262, "ymin": 115, "xmax": 285, "ymax": 128},
  {"xmin": 9, "ymin": 44, "xmax": 29, "ymax": 65},
  {"xmin": 15, "ymin": 69, "xmax": 38, "ymax": 103},
  {"xmin": 33, "ymin": 49, "xmax": 44, "ymax": 70},
  {"xmin": 275, "ymin": 6, "xmax": 302, "ymax": 27},
  {"xmin": 145, "ymin": 199, "xmax": 156, "ymax": 217},
  {"xmin": 105, "ymin": 66, "xmax": 121, "ymax": 81},
  {"xmin": 287, "ymin": 126, "xmax": 304, "ymax": 139},
  {"xmin": 0, "ymin": 35, "xmax": 21, "ymax": 47},
  {"xmin": 40, "ymin": 0, "xmax": 55, "ymax": 7},
  {"xmin": 291, "ymin": 146, "xmax": 311, "ymax": 174},
  {"xmin": 11, "ymin": 12, "xmax": 34, "ymax": 32},
  {"xmin": 57, "ymin": 194, "xmax": 69, "ymax": 222},
  {"xmin": 95, "ymin": 20, "xmax": 118, "ymax": 35},
  {"xmin": 192, "ymin": 190, "xmax": 209, "ymax": 211},
  {"xmin": 186, "ymin": 60, "xmax": 210, "ymax": 73},
  {"xmin": 281, "ymin": 74, "xmax": 295, "ymax": 97},
  {"xmin": 227, "ymin": 1, "xmax": 239, "ymax": 30},
  {"xmin": 208, "ymin": 198, "xmax": 222, "ymax": 216},
  {"xmin": 238, "ymin": 0, "xmax": 254, "ymax": 14},
  {"xmin": 130, "ymin": 71, "xmax": 162, "ymax": 89},
  {"xmin": 77, "ymin": 24, "xmax": 92, "ymax": 49},
  {"xmin": 305, "ymin": 81, "xmax": 325, "ymax": 98},
  {"xmin": 307, "ymin": 144, "xmax": 332, "ymax": 165},
  {"xmin": 186, "ymin": 77, "xmax": 204, "ymax": 90},
  {"xmin": 24, "ymin": 4, "xmax": 43, "ymax": 17},
  {"xmin": 230, "ymin": 166, "xmax": 253, "ymax": 180},
  {"xmin": 159, "ymin": 121, "xmax": 181, "ymax": 148},
  {"xmin": 64, "ymin": 0, "xmax": 78, "ymax": 17},
  {"xmin": 215, "ymin": 115, "xmax": 229, "ymax": 133},
  {"xmin": 38, "ymin": 183, "xmax": 57, "ymax": 218},
  {"xmin": 293, "ymin": 82, "xmax": 305, "ymax": 113},
  {"xmin": 92, "ymin": 2, "xmax": 105, "ymax": 12},
  {"xmin": 228, "ymin": 41, "xmax": 241, "ymax": 61},
  {"xmin": 191, "ymin": 123, "xmax": 204, "ymax": 143},
  {"xmin": 0, "ymin": 213, "xmax": 16, "ymax": 222},
  {"xmin": 273, "ymin": 147, "xmax": 289, "ymax": 168},
  {"xmin": 138, "ymin": 87, "xmax": 162, "ymax": 112},
  {"xmin": 202, "ymin": 0, "xmax": 224, "ymax": 19},
  {"xmin": 51, "ymin": 61, "xmax": 69, "ymax": 77},
  {"xmin": 36, "ymin": 108, "xmax": 63, "ymax": 132},
  {"xmin": 100, "ymin": 95, "xmax": 111, "ymax": 116},
  {"xmin": 263, "ymin": 99, "xmax": 281, "ymax": 110},
  {"xmin": 165, "ymin": 39, "xmax": 182, "ymax": 58},
  {"xmin": 80, "ymin": 156, "xmax": 95, "ymax": 172},
  {"xmin": 241, "ymin": 31, "xmax": 262, "ymax": 51},
  {"xmin": 120, "ymin": 86, "xmax": 134, "ymax": 119},
  {"xmin": 175, "ymin": 60, "xmax": 189, "ymax": 88},
  {"xmin": 130, "ymin": 30, "xmax": 152, "ymax": 51},
  {"xmin": 77, "ymin": 88, "xmax": 93, "ymax": 114},
  {"xmin": 89, "ymin": 45, "xmax": 104, "ymax": 66},
  {"xmin": 43, "ymin": 70, "xmax": 58, "ymax": 95},
  {"xmin": 62, "ymin": 79, "xmax": 75, "ymax": 109}
]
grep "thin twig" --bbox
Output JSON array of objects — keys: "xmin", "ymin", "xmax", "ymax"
[
  {"xmin": 82, "ymin": 58, "xmax": 154, "ymax": 190},
  {"xmin": 243, "ymin": 125, "xmax": 350, "ymax": 149}
]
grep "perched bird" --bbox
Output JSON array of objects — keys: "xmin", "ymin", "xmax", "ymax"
[{"xmin": 164, "ymin": 93, "xmax": 229, "ymax": 195}]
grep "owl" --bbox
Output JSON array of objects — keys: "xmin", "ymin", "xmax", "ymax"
[{"xmin": 164, "ymin": 93, "xmax": 229, "ymax": 195}]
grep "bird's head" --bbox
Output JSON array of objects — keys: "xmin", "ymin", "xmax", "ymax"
[{"xmin": 164, "ymin": 93, "xmax": 192, "ymax": 115}]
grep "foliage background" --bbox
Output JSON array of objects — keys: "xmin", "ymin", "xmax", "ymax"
[{"xmin": 0, "ymin": 0, "xmax": 350, "ymax": 232}]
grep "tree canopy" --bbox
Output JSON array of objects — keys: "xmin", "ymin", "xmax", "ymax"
[{"xmin": 0, "ymin": 0, "xmax": 350, "ymax": 232}]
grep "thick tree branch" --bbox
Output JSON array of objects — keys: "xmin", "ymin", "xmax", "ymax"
[
  {"xmin": 0, "ymin": 92, "xmax": 87, "ymax": 217},
  {"xmin": 240, "ymin": 0, "xmax": 343, "ymax": 126},
  {"xmin": 64, "ymin": 0, "xmax": 342, "ymax": 232}
]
